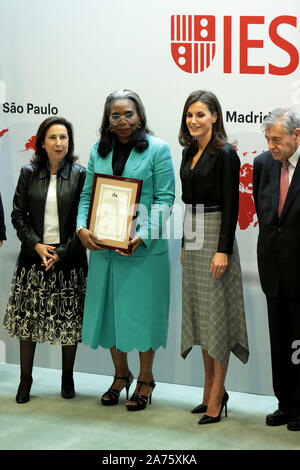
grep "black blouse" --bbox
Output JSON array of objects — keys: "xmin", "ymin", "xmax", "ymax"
[
  {"xmin": 180, "ymin": 142, "xmax": 240, "ymax": 254},
  {"xmin": 112, "ymin": 138, "xmax": 133, "ymax": 176}
]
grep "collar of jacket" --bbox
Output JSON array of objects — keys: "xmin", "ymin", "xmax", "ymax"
[{"xmin": 37, "ymin": 157, "xmax": 72, "ymax": 180}]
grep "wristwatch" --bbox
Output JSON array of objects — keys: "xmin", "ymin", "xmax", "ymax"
[{"xmin": 76, "ymin": 226, "xmax": 86, "ymax": 236}]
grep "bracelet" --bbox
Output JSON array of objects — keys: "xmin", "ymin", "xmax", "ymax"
[{"xmin": 76, "ymin": 226, "xmax": 86, "ymax": 236}]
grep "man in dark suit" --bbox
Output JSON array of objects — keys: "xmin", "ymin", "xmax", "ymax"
[
  {"xmin": 0, "ymin": 192, "xmax": 6, "ymax": 246},
  {"xmin": 253, "ymin": 108, "xmax": 300, "ymax": 431}
]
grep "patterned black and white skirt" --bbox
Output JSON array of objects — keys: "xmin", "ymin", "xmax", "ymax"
[
  {"xmin": 181, "ymin": 209, "xmax": 249, "ymax": 366},
  {"xmin": 3, "ymin": 250, "xmax": 88, "ymax": 345}
]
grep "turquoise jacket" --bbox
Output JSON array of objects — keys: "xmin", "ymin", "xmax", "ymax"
[{"xmin": 77, "ymin": 134, "xmax": 175, "ymax": 255}]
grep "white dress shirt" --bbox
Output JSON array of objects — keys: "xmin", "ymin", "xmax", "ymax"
[{"xmin": 287, "ymin": 145, "xmax": 300, "ymax": 184}]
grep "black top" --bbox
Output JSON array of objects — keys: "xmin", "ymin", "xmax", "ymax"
[
  {"xmin": 180, "ymin": 142, "xmax": 240, "ymax": 254},
  {"xmin": 112, "ymin": 138, "xmax": 133, "ymax": 176}
]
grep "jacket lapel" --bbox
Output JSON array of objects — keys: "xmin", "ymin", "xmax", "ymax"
[
  {"xmin": 279, "ymin": 157, "xmax": 300, "ymax": 221},
  {"xmin": 98, "ymin": 150, "xmax": 113, "ymax": 175},
  {"xmin": 99, "ymin": 146, "xmax": 146, "ymax": 178},
  {"xmin": 122, "ymin": 147, "xmax": 147, "ymax": 177},
  {"xmin": 100, "ymin": 135, "xmax": 149, "ymax": 178}
]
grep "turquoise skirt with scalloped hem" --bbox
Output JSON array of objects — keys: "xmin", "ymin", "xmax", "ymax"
[{"xmin": 82, "ymin": 248, "xmax": 170, "ymax": 352}]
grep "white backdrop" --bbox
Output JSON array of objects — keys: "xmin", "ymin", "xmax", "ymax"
[{"xmin": 0, "ymin": 0, "xmax": 299, "ymax": 395}]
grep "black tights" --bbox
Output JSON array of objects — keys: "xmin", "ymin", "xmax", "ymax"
[
  {"xmin": 61, "ymin": 343, "xmax": 78, "ymax": 390},
  {"xmin": 18, "ymin": 340, "xmax": 77, "ymax": 394}
]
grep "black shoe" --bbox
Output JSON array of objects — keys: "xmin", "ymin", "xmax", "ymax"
[
  {"xmin": 101, "ymin": 371, "xmax": 134, "ymax": 406},
  {"xmin": 16, "ymin": 391, "xmax": 30, "ymax": 404},
  {"xmin": 16, "ymin": 377, "xmax": 33, "ymax": 404},
  {"xmin": 198, "ymin": 391, "xmax": 229, "ymax": 425},
  {"xmin": 266, "ymin": 408, "xmax": 290, "ymax": 426},
  {"xmin": 61, "ymin": 376, "xmax": 75, "ymax": 399},
  {"xmin": 287, "ymin": 415, "xmax": 300, "ymax": 431},
  {"xmin": 191, "ymin": 403, "xmax": 208, "ymax": 414},
  {"xmin": 126, "ymin": 380, "xmax": 156, "ymax": 411}
]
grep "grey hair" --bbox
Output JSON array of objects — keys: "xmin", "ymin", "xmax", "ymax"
[
  {"xmin": 103, "ymin": 89, "xmax": 148, "ymax": 128},
  {"xmin": 262, "ymin": 108, "xmax": 300, "ymax": 135}
]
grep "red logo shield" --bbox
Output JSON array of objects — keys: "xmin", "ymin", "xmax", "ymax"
[{"xmin": 171, "ymin": 15, "xmax": 216, "ymax": 73}]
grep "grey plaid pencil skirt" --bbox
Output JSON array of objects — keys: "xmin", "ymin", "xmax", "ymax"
[{"xmin": 181, "ymin": 209, "xmax": 249, "ymax": 366}]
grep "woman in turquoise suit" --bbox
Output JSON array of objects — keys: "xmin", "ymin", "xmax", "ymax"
[{"xmin": 77, "ymin": 90, "xmax": 175, "ymax": 411}]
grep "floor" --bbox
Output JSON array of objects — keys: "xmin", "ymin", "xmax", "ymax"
[{"xmin": 0, "ymin": 363, "xmax": 299, "ymax": 452}]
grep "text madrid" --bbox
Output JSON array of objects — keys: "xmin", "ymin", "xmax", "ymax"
[
  {"xmin": 226, "ymin": 111, "xmax": 268, "ymax": 124},
  {"xmin": 2, "ymin": 102, "xmax": 58, "ymax": 115}
]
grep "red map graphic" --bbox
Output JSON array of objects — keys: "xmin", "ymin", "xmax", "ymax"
[
  {"xmin": 23, "ymin": 135, "xmax": 36, "ymax": 152},
  {"xmin": 239, "ymin": 163, "xmax": 257, "ymax": 230},
  {"xmin": 237, "ymin": 147, "xmax": 266, "ymax": 230},
  {"xmin": 0, "ymin": 129, "xmax": 9, "ymax": 138}
]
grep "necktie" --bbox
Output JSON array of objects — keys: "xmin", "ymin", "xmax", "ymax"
[{"xmin": 278, "ymin": 160, "xmax": 290, "ymax": 217}]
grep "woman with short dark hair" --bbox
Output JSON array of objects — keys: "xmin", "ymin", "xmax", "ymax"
[{"xmin": 3, "ymin": 117, "xmax": 87, "ymax": 403}]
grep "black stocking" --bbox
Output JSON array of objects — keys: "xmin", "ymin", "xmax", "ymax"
[
  {"xmin": 18, "ymin": 339, "xmax": 36, "ymax": 395},
  {"xmin": 61, "ymin": 344, "xmax": 77, "ymax": 390}
]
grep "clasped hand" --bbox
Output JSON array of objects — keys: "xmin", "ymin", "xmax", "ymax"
[
  {"xmin": 78, "ymin": 228, "xmax": 103, "ymax": 251},
  {"xmin": 34, "ymin": 243, "xmax": 60, "ymax": 271},
  {"xmin": 78, "ymin": 228, "xmax": 142, "ymax": 257},
  {"xmin": 115, "ymin": 236, "xmax": 142, "ymax": 257}
]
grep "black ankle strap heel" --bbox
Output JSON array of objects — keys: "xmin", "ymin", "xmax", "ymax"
[
  {"xmin": 126, "ymin": 380, "xmax": 156, "ymax": 411},
  {"xmin": 101, "ymin": 371, "xmax": 134, "ymax": 406}
]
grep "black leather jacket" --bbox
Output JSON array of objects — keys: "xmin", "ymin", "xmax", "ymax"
[{"xmin": 12, "ymin": 157, "xmax": 86, "ymax": 261}]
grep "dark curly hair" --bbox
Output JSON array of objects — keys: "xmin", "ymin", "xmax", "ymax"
[
  {"xmin": 31, "ymin": 116, "xmax": 77, "ymax": 168},
  {"xmin": 178, "ymin": 90, "xmax": 227, "ymax": 155},
  {"xmin": 97, "ymin": 89, "xmax": 152, "ymax": 157}
]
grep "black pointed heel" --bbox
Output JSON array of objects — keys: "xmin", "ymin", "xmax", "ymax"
[
  {"xmin": 126, "ymin": 380, "xmax": 156, "ymax": 411},
  {"xmin": 101, "ymin": 371, "xmax": 134, "ymax": 406},
  {"xmin": 16, "ymin": 377, "xmax": 33, "ymax": 404},
  {"xmin": 198, "ymin": 391, "xmax": 229, "ymax": 425},
  {"xmin": 191, "ymin": 403, "xmax": 208, "ymax": 414}
]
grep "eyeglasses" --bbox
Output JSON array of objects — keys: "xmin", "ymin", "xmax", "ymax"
[{"xmin": 109, "ymin": 111, "xmax": 137, "ymax": 125}]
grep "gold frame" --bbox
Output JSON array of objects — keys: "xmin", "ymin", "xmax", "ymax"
[{"xmin": 87, "ymin": 173, "xmax": 143, "ymax": 254}]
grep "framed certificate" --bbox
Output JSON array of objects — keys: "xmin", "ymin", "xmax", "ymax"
[{"xmin": 87, "ymin": 174, "xmax": 143, "ymax": 254}]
